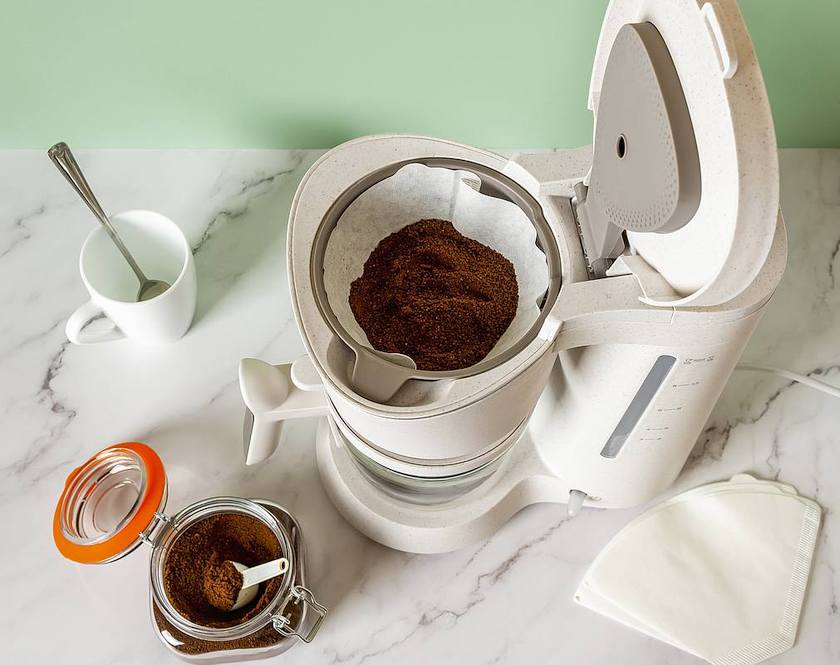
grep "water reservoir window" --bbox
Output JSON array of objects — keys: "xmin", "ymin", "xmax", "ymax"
[{"xmin": 600, "ymin": 355, "xmax": 676, "ymax": 458}]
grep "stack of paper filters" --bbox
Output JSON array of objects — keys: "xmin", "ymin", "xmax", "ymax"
[{"xmin": 576, "ymin": 474, "xmax": 821, "ymax": 665}]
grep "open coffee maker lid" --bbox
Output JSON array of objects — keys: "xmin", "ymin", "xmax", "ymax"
[
  {"xmin": 582, "ymin": 0, "xmax": 779, "ymax": 307},
  {"xmin": 53, "ymin": 442, "xmax": 168, "ymax": 564}
]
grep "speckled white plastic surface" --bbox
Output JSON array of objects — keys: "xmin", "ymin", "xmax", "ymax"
[
  {"xmin": 590, "ymin": 0, "xmax": 779, "ymax": 306},
  {"xmin": 282, "ymin": 0, "xmax": 786, "ymax": 507}
]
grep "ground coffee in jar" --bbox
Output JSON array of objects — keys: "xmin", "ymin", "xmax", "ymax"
[
  {"xmin": 203, "ymin": 558, "xmax": 244, "ymax": 611},
  {"xmin": 152, "ymin": 603, "xmax": 302, "ymax": 656},
  {"xmin": 349, "ymin": 218, "xmax": 519, "ymax": 371},
  {"xmin": 163, "ymin": 512, "xmax": 282, "ymax": 628}
]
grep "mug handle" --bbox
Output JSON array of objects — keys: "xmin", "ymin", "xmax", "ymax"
[{"xmin": 65, "ymin": 300, "xmax": 124, "ymax": 345}]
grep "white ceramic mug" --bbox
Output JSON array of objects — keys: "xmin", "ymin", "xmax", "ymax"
[{"xmin": 66, "ymin": 210, "xmax": 197, "ymax": 345}]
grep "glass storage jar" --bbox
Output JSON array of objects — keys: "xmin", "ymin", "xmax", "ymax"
[{"xmin": 53, "ymin": 442, "xmax": 326, "ymax": 662}]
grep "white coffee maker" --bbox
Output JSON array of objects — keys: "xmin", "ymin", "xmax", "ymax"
[{"xmin": 239, "ymin": 0, "xmax": 785, "ymax": 553}]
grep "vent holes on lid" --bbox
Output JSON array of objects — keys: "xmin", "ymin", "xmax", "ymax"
[{"xmin": 616, "ymin": 134, "xmax": 627, "ymax": 159}]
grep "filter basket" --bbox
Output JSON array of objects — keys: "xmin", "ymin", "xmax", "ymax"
[{"xmin": 311, "ymin": 158, "xmax": 561, "ymax": 402}]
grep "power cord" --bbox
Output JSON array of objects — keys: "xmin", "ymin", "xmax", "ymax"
[{"xmin": 736, "ymin": 364, "xmax": 840, "ymax": 400}]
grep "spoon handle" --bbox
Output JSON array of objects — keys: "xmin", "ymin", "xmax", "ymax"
[
  {"xmin": 241, "ymin": 557, "xmax": 290, "ymax": 588},
  {"xmin": 48, "ymin": 142, "xmax": 148, "ymax": 284}
]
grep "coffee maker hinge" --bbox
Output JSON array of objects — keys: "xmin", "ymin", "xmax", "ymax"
[{"xmin": 572, "ymin": 180, "xmax": 626, "ymax": 279}]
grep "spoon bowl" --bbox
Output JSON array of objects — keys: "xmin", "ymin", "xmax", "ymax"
[{"xmin": 138, "ymin": 279, "xmax": 171, "ymax": 301}]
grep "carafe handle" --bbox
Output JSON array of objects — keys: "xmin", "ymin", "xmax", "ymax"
[{"xmin": 239, "ymin": 357, "xmax": 328, "ymax": 465}]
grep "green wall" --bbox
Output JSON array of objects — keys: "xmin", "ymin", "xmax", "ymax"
[{"xmin": 2, "ymin": 0, "xmax": 838, "ymax": 149}]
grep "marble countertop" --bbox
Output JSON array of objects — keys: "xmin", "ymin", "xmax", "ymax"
[{"xmin": 1, "ymin": 149, "xmax": 839, "ymax": 665}]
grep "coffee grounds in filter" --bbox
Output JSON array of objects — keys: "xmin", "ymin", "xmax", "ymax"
[{"xmin": 349, "ymin": 219, "xmax": 518, "ymax": 372}]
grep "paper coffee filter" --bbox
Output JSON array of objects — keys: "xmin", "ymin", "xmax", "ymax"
[
  {"xmin": 323, "ymin": 163, "xmax": 550, "ymax": 367},
  {"xmin": 576, "ymin": 475, "xmax": 822, "ymax": 665}
]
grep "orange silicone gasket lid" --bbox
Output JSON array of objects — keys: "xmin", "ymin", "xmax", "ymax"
[{"xmin": 53, "ymin": 442, "xmax": 167, "ymax": 564}]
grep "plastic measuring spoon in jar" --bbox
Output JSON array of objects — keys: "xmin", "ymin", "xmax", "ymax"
[{"xmin": 222, "ymin": 557, "xmax": 290, "ymax": 611}]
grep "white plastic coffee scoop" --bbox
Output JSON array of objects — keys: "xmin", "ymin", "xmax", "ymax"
[
  {"xmin": 228, "ymin": 557, "xmax": 289, "ymax": 611},
  {"xmin": 575, "ymin": 474, "xmax": 821, "ymax": 665}
]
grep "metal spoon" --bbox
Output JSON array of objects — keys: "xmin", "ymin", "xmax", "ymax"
[{"xmin": 48, "ymin": 142, "xmax": 170, "ymax": 301}]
